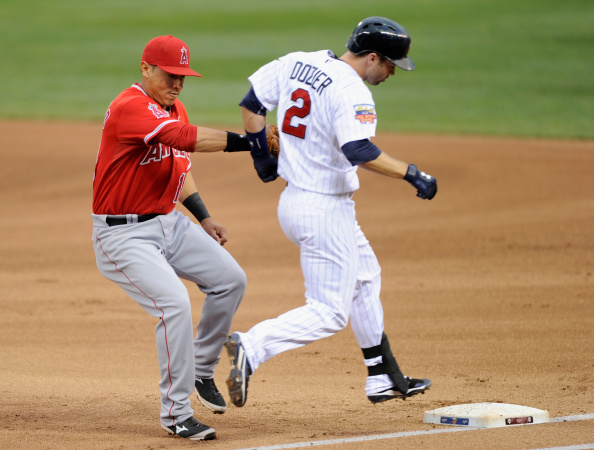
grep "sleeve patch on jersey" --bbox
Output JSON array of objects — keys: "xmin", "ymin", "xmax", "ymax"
[
  {"xmin": 354, "ymin": 104, "xmax": 377, "ymax": 124},
  {"xmin": 148, "ymin": 103, "xmax": 170, "ymax": 119}
]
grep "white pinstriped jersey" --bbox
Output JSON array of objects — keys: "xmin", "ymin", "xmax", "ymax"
[{"xmin": 249, "ymin": 50, "xmax": 378, "ymax": 195}]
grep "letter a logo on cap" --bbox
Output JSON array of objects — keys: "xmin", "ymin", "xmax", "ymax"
[{"xmin": 180, "ymin": 47, "xmax": 189, "ymax": 66}]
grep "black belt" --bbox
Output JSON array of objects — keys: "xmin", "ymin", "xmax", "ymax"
[{"xmin": 106, "ymin": 214, "xmax": 160, "ymax": 227}]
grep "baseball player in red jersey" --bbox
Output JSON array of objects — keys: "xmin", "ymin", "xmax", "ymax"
[
  {"xmin": 92, "ymin": 35, "xmax": 252, "ymax": 440},
  {"xmin": 224, "ymin": 18, "xmax": 437, "ymax": 409}
]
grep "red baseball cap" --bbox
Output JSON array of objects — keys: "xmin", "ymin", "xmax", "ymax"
[{"xmin": 142, "ymin": 35, "xmax": 201, "ymax": 77}]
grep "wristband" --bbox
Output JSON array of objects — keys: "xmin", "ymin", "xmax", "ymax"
[
  {"xmin": 182, "ymin": 192, "xmax": 210, "ymax": 222},
  {"xmin": 404, "ymin": 164, "xmax": 417, "ymax": 182},
  {"xmin": 245, "ymin": 127, "xmax": 268, "ymax": 157},
  {"xmin": 403, "ymin": 164, "xmax": 437, "ymax": 200},
  {"xmin": 224, "ymin": 131, "xmax": 251, "ymax": 152}
]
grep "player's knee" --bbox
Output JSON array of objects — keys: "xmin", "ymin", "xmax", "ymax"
[
  {"xmin": 159, "ymin": 293, "xmax": 192, "ymax": 318},
  {"xmin": 309, "ymin": 300, "xmax": 349, "ymax": 332},
  {"xmin": 173, "ymin": 292, "xmax": 193, "ymax": 315},
  {"xmin": 236, "ymin": 266, "xmax": 247, "ymax": 293},
  {"xmin": 214, "ymin": 262, "xmax": 247, "ymax": 304},
  {"xmin": 226, "ymin": 263, "xmax": 247, "ymax": 294},
  {"xmin": 333, "ymin": 311, "xmax": 349, "ymax": 330},
  {"xmin": 325, "ymin": 307, "xmax": 349, "ymax": 332}
]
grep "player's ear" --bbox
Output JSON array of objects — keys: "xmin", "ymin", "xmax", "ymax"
[
  {"xmin": 363, "ymin": 53, "xmax": 375, "ymax": 68},
  {"xmin": 140, "ymin": 61, "xmax": 153, "ymax": 77},
  {"xmin": 368, "ymin": 53, "xmax": 381, "ymax": 64}
]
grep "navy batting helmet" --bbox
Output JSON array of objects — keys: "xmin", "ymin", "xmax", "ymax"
[{"xmin": 347, "ymin": 17, "xmax": 415, "ymax": 71}]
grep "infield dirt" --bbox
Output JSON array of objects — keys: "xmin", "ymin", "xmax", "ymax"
[{"xmin": 0, "ymin": 121, "xmax": 592, "ymax": 449}]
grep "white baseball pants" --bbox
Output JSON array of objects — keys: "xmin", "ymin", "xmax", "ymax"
[{"xmin": 238, "ymin": 184, "xmax": 393, "ymax": 395}]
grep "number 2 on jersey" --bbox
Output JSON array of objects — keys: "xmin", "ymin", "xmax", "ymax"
[{"xmin": 282, "ymin": 88, "xmax": 311, "ymax": 139}]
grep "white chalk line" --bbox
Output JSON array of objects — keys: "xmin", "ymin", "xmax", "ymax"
[
  {"xmin": 532, "ymin": 444, "xmax": 594, "ymax": 450},
  {"xmin": 234, "ymin": 413, "xmax": 594, "ymax": 450}
]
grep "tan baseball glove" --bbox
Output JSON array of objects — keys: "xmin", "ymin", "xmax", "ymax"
[{"xmin": 266, "ymin": 124, "xmax": 280, "ymax": 158}]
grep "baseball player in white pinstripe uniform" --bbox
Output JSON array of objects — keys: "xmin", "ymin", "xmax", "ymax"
[{"xmin": 224, "ymin": 17, "xmax": 437, "ymax": 407}]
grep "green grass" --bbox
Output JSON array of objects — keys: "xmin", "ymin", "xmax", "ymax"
[{"xmin": 1, "ymin": 0, "xmax": 592, "ymax": 139}]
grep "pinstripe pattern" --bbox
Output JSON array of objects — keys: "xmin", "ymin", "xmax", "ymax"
[
  {"xmin": 241, "ymin": 185, "xmax": 359, "ymax": 370},
  {"xmin": 249, "ymin": 50, "xmax": 376, "ymax": 195},
  {"xmin": 240, "ymin": 50, "xmax": 400, "ymax": 397},
  {"xmin": 240, "ymin": 185, "xmax": 390, "ymax": 394}
]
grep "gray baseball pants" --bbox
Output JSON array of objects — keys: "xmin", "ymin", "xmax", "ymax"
[{"xmin": 92, "ymin": 210, "xmax": 246, "ymax": 427}]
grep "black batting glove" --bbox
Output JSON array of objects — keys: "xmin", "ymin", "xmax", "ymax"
[{"xmin": 404, "ymin": 164, "xmax": 438, "ymax": 200}]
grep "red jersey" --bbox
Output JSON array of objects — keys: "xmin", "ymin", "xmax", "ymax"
[{"xmin": 93, "ymin": 83, "xmax": 198, "ymax": 215}]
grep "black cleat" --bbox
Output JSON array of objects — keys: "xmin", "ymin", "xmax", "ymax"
[
  {"xmin": 161, "ymin": 416, "xmax": 216, "ymax": 440},
  {"xmin": 368, "ymin": 377, "xmax": 431, "ymax": 403},
  {"xmin": 195, "ymin": 377, "xmax": 227, "ymax": 414}
]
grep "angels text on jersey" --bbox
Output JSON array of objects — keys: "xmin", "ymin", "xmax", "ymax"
[{"xmin": 140, "ymin": 143, "xmax": 191, "ymax": 167}]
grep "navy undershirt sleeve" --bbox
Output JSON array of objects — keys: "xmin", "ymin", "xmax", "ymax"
[
  {"xmin": 341, "ymin": 139, "xmax": 382, "ymax": 165},
  {"xmin": 239, "ymin": 86, "xmax": 267, "ymax": 116}
]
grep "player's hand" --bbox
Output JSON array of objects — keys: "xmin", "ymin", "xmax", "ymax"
[
  {"xmin": 200, "ymin": 218, "xmax": 228, "ymax": 246},
  {"xmin": 251, "ymin": 152, "xmax": 279, "ymax": 183},
  {"xmin": 404, "ymin": 164, "xmax": 437, "ymax": 200}
]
